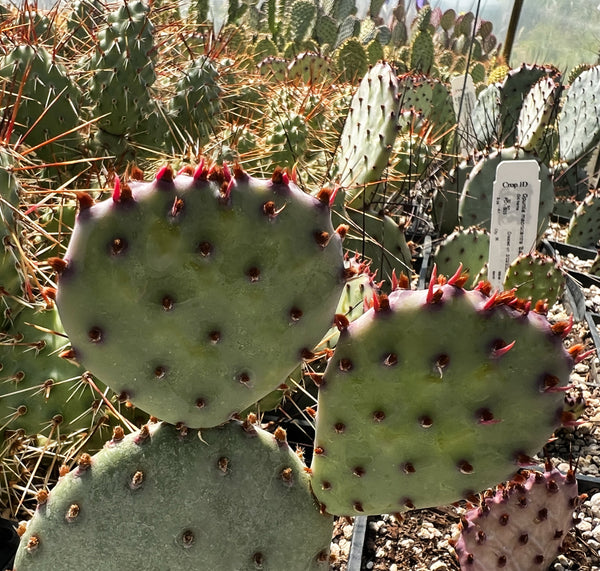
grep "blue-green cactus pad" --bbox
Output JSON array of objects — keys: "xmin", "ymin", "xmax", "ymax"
[
  {"xmin": 14, "ymin": 421, "xmax": 333, "ymax": 570},
  {"xmin": 311, "ymin": 280, "xmax": 573, "ymax": 516},
  {"xmin": 55, "ymin": 166, "xmax": 345, "ymax": 428}
]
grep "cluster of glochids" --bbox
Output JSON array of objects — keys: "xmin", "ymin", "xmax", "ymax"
[{"xmin": 11, "ymin": 159, "xmax": 589, "ymax": 569}]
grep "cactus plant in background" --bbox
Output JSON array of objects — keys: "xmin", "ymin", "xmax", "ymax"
[
  {"xmin": 0, "ymin": 148, "xmax": 27, "ymax": 325},
  {"xmin": 0, "ymin": 304, "xmax": 94, "ymax": 437},
  {"xmin": 85, "ymin": 0, "xmax": 158, "ymax": 165},
  {"xmin": 0, "ymin": 45, "xmax": 84, "ymax": 173},
  {"xmin": 558, "ymin": 65, "xmax": 600, "ymax": 165},
  {"xmin": 503, "ymin": 251, "xmax": 566, "ymax": 307},
  {"xmin": 166, "ymin": 55, "xmax": 222, "ymax": 154},
  {"xmin": 566, "ymin": 190, "xmax": 600, "ymax": 249},
  {"xmin": 329, "ymin": 61, "xmax": 400, "ymax": 206},
  {"xmin": 432, "ymin": 226, "xmax": 489, "ymax": 287}
]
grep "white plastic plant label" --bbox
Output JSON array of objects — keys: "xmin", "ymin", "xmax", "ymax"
[
  {"xmin": 488, "ymin": 160, "xmax": 541, "ymax": 290},
  {"xmin": 450, "ymin": 75, "xmax": 477, "ymax": 155}
]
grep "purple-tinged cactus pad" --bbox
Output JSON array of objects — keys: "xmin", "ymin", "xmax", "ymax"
[
  {"xmin": 14, "ymin": 420, "xmax": 333, "ymax": 570},
  {"xmin": 454, "ymin": 465, "xmax": 583, "ymax": 570},
  {"xmin": 311, "ymin": 274, "xmax": 575, "ymax": 516},
  {"xmin": 54, "ymin": 165, "xmax": 345, "ymax": 428}
]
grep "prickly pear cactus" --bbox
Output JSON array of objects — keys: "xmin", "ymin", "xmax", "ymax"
[
  {"xmin": 470, "ymin": 84, "xmax": 501, "ymax": 150},
  {"xmin": 167, "ymin": 56, "xmax": 222, "ymax": 151},
  {"xmin": 431, "ymin": 158, "xmax": 474, "ymax": 235},
  {"xmin": 64, "ymin": 0, "xmax": 104, "ymax": 53},
  {"xmin": 344, "ymin": 207, "xmax": 412, "ymax": 280},
  {"xmin": 0, "ymin": 148, "xmax": 25, "ymax": 324},
  {"xmin": 0, "ymin": 45, "xmax": 83, "ymax": 166},
  {"xmin": 87, "ymin": 0, "xmax": 156, "ymax": 138},
  {"xmin": 320, "ymin": 255, "xmax": 377, "ymax": 349},
  {"xmin": 517, "ymin": 76, "xmax": 560, "ymax": 152},
  {"xmin": 287, "ymin": 0, "xmax": 317, "ymax": 43},
  {"xmin": 432, "ymin": 227, "xmax": 489, "ymax": 288},
  {"xmin": 409, "ymin": 10, "xmax": 434, "ymax": 73},
  {"xmin": 53, "ymin": 165, "xmax": 345, "ymax": 428},
  {"xmin": 503, "ymin": 252, "xmax": 565, "ymax": 307},
  {"xmin": 14, "ymin": 420, "xmax": 333, "ymax": 570},
  {"xmin": 454, "ymin": 463, "xmax": 584, "ymax": 570},
  {"xmin": 257, "ymin": 56, "xmax": 289, "ymax": 82},
  {"xmin": 330, "ymin": 61, "xmax": 400, "ymax": 206},
  {"xmin": 287, "ymin": 52, "xmax": 331, "ymax": 83},
  {"xmin": 566, "ymin": 191, "xmax": 600, "ymax": 249},
  {"xmin": 332, "ymin": 38, "xmax": 368, "ymax": 82},
  {"xmin": 499, "ymin": 64, "xmax": 558, "ymax": 148},
  {"xmin": 558, "ymin": 65, "xmax": 600, "ymax": 164},
  {"xmin": 0, "ymin": 304, "xmax": 98, "ymax": 438},
  {"xmin": 310, "ymin": 270, "xmax": 577, "ymax": 516},
  {"xmin": 265, "ymin": 112, "xmax": 309, "ymax": 168}
]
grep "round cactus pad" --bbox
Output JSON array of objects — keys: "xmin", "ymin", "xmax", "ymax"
[
  {"xmin": 311, "ymin": 273, "xmax": 575, "ymax": 516},
  {"xmin": 14, "ymin": 421, "xmax": 333, "ymax": 570},
  {"xmin": 54, "ymin": 165, "xmax": 345, "ymax": 428},
  {"xmin": 454, "ymin": 465, "xmax": 583, "ymax": 570}
]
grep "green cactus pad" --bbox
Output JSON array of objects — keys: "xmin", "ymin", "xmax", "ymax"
[
  {"xmin": 65, "ymin": 0, "xmax": 104, "ymax": 53},
  {"xmin": 252, "ymin": 37, "xmax": 279, "ymax": 63},
  {"xmin": 87, "ymin": 0, "xmax": 156, "ymax": 137},
  {"xmin": 314, "ymin": 13, "xmax": 338, "ymax": 45},
  {"xmin": 14, "ymin": 421, "xmax": 333, "ymax": 570},
  {"xmin": 0, "ymin": 304, "xmax": 99, "ymax": 438},
  {"xmin": 333, "ymin": 37, "xmax": 368, "ymax": 82},
  {"xmin": 499, "ymin": 64, "xmax": 558, "ymax": 148},
  {"xmin": 265, "ymin": 113, "xmax": 309, "ymax": 167},
  {"xmin": 168, "ymin": 56, "xmax": 222, "ymax": 150},
  {"xmin": 0, "ymin": 148, "xmax": 25, "ymax": 323},
  {"xmin": 331, "ymin": 61, "xmax": 400, "ymax": 205},
  {"xmin": 287, "ymin": 52, "xmax": 331, "ymax": 83},
  {"xmin": 470, "ymin": 84, "xmax": 501, "ymax": 150},
  {"xmin": 397, "ymin": 73, "xmax": 433, "ymax": 115},
  {"xmin": 287, "ymin": 0, "xmax": 317, "ymax": 43},
  {"xmin": 0, "ymin": 45, "xmax": 83, "ymax": 165},
  {"xmin": 257, "ymin": 56, "xmax": 289, "ymax": 82},
  {"xmin": 439, "ymin": 8, "xmax": 456, "ymax": 31},
  {"xmin": 55, "ymin": 165, "xmax": 345, "ymax": 428},
  {"xmin": 320, "ymin": 255, "xmax": 377, "ymax": 349},
  {"xmin": 559, "ymin": 65, "xmax": 600, "ymax": 163},
  {"xmin": 409, "ymin": 29, "xmax": 434, "ymax": 73},
  {"xmin": 311, "ymin": 277, "xmax": 574, "ymax": 516},
  {"xmin": 503, "ymin": 252, "xmax": 565, "ymax": 307},
  {"xmin": 469, "ymin": 62, "xmax": 486, "ymax": 85},
  {"xmin": 431, "ymin": 159, "xmax": 474, "ymax": 235},
  {"xmin": 566, "ymin": 191, "xmax": 600, "ymax": 248},
  {"xmin": 517, "ymin": 76, "xmax": 559, "ymax": 152},
  {"xmin": 432, "ymin": 227, "xmax": 489, "ymax": 288}
]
